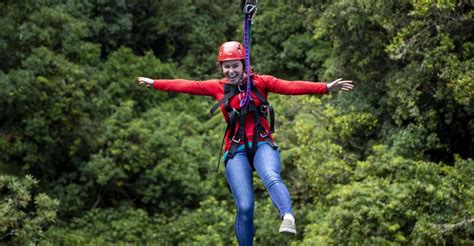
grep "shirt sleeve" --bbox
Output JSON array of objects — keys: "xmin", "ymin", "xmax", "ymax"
[
  {"xmin": 261, "ymin": 75, "xmax": 328, "ymax": 95},
  {"xmin": 153, "ymin": 79, "xmax": 219, "ymax": 97}
]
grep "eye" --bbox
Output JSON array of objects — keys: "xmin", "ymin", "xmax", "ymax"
[{"xmin": 223, "ymin": 65, "xmax": 230, "ymax": 69}]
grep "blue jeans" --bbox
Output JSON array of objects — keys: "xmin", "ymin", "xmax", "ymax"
[{"xmin": 225, "ymin": 143, "xmax": 293, "ymax": 246}]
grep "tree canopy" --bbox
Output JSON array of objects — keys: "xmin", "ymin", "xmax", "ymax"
[{"xmin": 1, "ymin": 0, "xmax": 472, "ymax": 244}]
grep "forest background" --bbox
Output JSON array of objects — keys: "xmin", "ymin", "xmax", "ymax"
[{"xmin": 1, "ymin": 0, "xmax": 473, "ymax": 245}]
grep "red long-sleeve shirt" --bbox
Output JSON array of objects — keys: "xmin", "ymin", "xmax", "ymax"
[{"xmin": 153, "ymin": 74, "xmax": 327, "ymax": 151}]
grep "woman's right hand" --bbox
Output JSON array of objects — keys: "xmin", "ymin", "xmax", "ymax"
[
  {"xmin": 138, "ymin": 77, "xmax": 154, "ymax": 88},
  {"xmin": 326, "ymin": 78, "xmax": 355, "ymax": 92}
]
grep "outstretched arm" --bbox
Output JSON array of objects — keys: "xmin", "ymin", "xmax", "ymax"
[
  {"xmin": 263, "ymin": 75, "xmax": 354, "ymax": 95},
  {"xmin": 137, "ymin": 77, "xmax": 218, "ymax": 97}
]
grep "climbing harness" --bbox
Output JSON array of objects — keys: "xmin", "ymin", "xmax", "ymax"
[
  {"xmin": 211, "ymin": 0, "xmax": 277, "ymax": 171},
  {"xmin": 210, "ymin": 82, "xmax": 277, "ymax": 171}
]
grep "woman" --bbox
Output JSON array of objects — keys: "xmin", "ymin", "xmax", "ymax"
[{"xmin": 138, "ymin": 41, "xmax": 354, "ymax": 245}]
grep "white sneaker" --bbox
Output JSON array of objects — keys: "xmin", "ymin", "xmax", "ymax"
[{"xmin": 279, "ymin": 219, "xmax": 297, "ymax": 235}]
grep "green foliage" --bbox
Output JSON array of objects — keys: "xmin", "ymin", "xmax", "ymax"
[
  {"xmin": 0, "ymin": 175, "xmax": 59, "ymax": 244},
  {"xmin": 95, "ymin": 47, "xmax": 178, "ymax": 111},
  {"xmin": 0, "ymin": 46, "xmax": 102, "ymax": 180},
  {"xmin": 253, "ymin": 1, "xmax": 328, "ymax": 81},
  {"xmin": 43, "ymin": 196, "xmax": 235, "ymax": 245},
  {"xmin": 43, "ymin": 205, "xmax": 154, "ymax": 244},
  {"xmin": 303, "ymin": 146, "xmax": 474, "ymax": 245},
  {"xmin": 150, "ymin": 196, "xmax": 236, "ymax": 245},
  {"xmin": 1, "ymin": 0, "xmax": 472, "ymax": 244},
  {"xmin": 383, "ymin": 2, "xmax": 473, "ymax": 161},
  {"xmin": 78, "ymin": 98, "xmax": 222, "ymax": 214}
]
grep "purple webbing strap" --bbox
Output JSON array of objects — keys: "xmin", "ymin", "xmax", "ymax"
[{"xmin": 240, "ymin": 14, "xmax": 252, "ymax": 107}]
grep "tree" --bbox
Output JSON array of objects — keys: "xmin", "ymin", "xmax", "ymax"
[{"xmin": 1, "ymin": 175, "xmax": 59, "ymax": 244}]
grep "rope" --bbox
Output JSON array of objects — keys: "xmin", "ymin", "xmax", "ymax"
[{"xmin": 240, "ymin": 9, "xmax": 253, "ymax": 107}]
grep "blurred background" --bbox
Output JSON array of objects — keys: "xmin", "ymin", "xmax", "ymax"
[{"xmin": 0, "ymin": 0, "xmax": 472, "ymax": 244}]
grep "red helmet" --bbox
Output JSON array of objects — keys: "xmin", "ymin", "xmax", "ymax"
[{"xmin": 218, "ymin": 41, "xmax": 245, "ymax": 62}]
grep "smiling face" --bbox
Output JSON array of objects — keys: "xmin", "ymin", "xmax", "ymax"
[{"xmin": 221, "ymin": 60, "xmax": 244, "ymax": 85}]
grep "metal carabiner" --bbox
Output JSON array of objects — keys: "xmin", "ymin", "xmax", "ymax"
[
  {"xmin": 232, "ymin": 135, "xmax": 241, "ymax": 143},
  {"xmin": 231, "ymin": 108, "xmax": 240, "ymax": 117},
  {"xmin": 259, "ymin": 130, "xmax": 269, "ymax": 138},
  {"xmin": 260, "ymin": 105, "xmax": 268, "ymax": 113},
  {"xmin": 242, "ymin": 0, "xmax": 258, "ymax": 20}
]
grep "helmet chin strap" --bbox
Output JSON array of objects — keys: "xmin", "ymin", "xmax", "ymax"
[{"xmin": 239, "ymin": 73, "xmax": 247, "ymax": 84}]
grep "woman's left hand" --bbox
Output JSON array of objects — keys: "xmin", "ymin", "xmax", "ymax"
[
  {"xmin": 138, "ymin": 77, "xmax": 154, "ymax": 88},
  {"xmin": 327, "ymin": 78, "xmax": 355, "ymax": 92}
]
